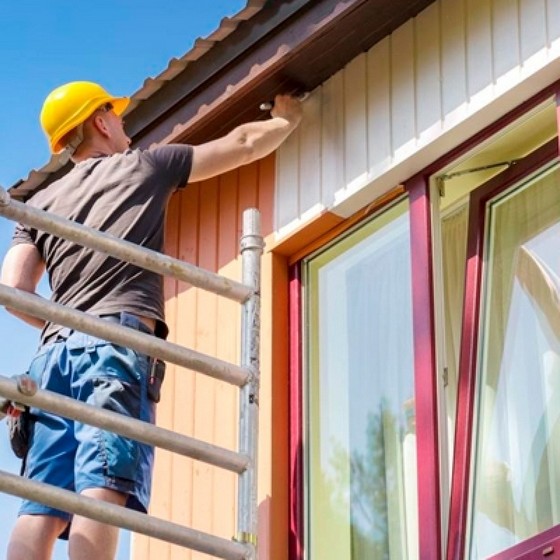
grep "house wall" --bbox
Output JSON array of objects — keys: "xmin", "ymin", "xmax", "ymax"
[
  {"xmin": 134, "ymin": 1, "xmax": 560, "ymax": 558},
  {"xmin": 133, "ymin": 156, "xmax": 291, "ymax": 560},
  {"xmin": 276, "ymin": 0, "xmax": 560, "ymax": 235}
]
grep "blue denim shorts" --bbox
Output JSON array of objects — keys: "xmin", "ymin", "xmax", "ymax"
[{"xmin": 19, "ymin": 312, "xmax": 156, "ymax": 535}]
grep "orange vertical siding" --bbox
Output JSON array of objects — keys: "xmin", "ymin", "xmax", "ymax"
[{"xmin": 133, "ymin": 155, "xmax": 289, "ymax": 560}]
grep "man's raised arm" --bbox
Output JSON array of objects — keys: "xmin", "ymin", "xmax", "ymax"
[{"xmin": 188, "ymin": 94, "xmax": 303, "ymax": 183}]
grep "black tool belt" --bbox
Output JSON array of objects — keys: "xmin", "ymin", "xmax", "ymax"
[
  {"xmin": 147, "ymin": 358, "xmax": 166, "ymax": 403},
  {"xmin": 8, "ymin": 406, "xmax": 31, "ymax": 459}
]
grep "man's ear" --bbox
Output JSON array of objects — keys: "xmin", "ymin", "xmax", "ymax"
[{"xmin": 92, "ymin": 114, "xmax": 110, "ymax": 137}]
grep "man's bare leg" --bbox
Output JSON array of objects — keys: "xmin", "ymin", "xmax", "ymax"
[
  {"xmin": 7, "ymin": 514, "xmax": 67, "ymax": 560},
  {"xmin": 68, "ymin": 488, "xmax": 127, "ymax": 560}
]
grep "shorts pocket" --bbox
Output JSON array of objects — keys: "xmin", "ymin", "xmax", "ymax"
[
  {"xmin": 92, "ymin": 375, "xmax": 142, "ymax": 482},
  {"xmin": 68, "ymin": 336, "xmax": 150, "ymax": 484},
  {"xmin": 27, "ymin": 347, "xmax": 53, "ymax": 387}
]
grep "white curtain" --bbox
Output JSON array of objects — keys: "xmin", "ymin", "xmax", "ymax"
[
  {"xmin": 306, "ymin": 201, "xmax": 418, "ymax": 560},
  {"xmin": 441, "ymin": 205, "xmax": 469, "ymax": 446}
]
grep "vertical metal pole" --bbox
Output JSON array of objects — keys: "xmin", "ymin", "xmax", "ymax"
[{"xmin": 237, "ymin": 209, "xmax": 264, "ymax": 559}]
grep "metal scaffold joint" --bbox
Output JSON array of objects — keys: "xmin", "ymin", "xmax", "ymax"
[
  {"xmin": 240, "ymin": 234, "xmax": 265, "ymax": 253},
  {"xmin": 233, "ymin": 532, "xmax": 257, "ymax": 560},
  {"xmin": 15, "ymin": 374, "xmax": 37, "ymax": 396}
]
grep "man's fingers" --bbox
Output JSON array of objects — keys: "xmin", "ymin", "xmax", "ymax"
[{"xmin": 259, "ymin": 92, "xmax": 308, "ymax": 112}]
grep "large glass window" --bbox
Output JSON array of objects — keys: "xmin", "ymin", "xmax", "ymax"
[
  {"xmin": 303, "ymin": 199, "xmax": 418, "ymax": 559},
  {"xmin": 436, "ymin": 99, "xmax": 558, "ymax": 461},
  {"xmin": 468, "ymin": 162, "xmax": 560, "ymax": 558},
  {"xmin": 432, "ymin": 100, "xmax": 559, "ymax": 559}
]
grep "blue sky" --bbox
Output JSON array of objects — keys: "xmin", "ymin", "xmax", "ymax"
[{"xmin": 0, "ymin": 1, "xmax": 246, "ymax": 558}]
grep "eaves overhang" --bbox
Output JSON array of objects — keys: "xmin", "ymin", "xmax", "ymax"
[{"xmin": 10, "ymin": 0, "xmax": 435, "ymax": 200}]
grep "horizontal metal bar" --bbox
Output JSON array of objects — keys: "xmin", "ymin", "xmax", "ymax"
[
  {"xmin": 0, "ymin": 187, "xmax": 252, "ymax": 303},
  {"xmin": 0, "ymin": 375, "xmax": 249, "ymax": 474},
  {"xmin": 0, "ymin": 284, "xmax": 249, "ymax": 387},
  {"xmin": 0, "ymin": 470, "xmax": 251, "ymax": 559}
]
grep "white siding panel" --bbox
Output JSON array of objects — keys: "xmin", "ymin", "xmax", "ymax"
[
  {"xmin": 367, "ymin": 38, "xmax": 392, "ymax": 177},
  {"xmin": 466, "ymin": 0, "xmax": 493, "ymax": 101},
  {"xmin": 275, "ymin": 126, "xmax": 300, "ymax": 231},
  {"xmin": 549, "ymin": 0, "xmax": 560, "ymax": 45},
  {"xmin": 441, "ymin": 0, "xmax": 468, "ymax": 119},
  {"xmin": 520, "ymin": 0, "xmax": 547, "ymax": 60},
  {"xmin": 415, "ymin": 2, "xmax": 443, "ymax": 140},
  {"xmin": 391, "ymin": 20, "xmax": 417, "ymax": 160},
  {"xmin": 299, "ymin": 89, "xmax": 323, "ymax": 213},
  {"xmin": 343, "ymin": 53, "xmax": 369, "ymax": 192},
  {"xmin": 275, "ymin": 0, "xmax": 560, "ymax": 232},
  {"xmin": 492, "ymin": 0, "xmax": 521, "ymax": 80},
  {"xmin": 321, "ymin": 72, "xmax": 346, "ymax": 207}
]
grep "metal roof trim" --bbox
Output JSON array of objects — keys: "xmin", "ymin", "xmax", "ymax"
[{"xmin": 10, "ymin": 0, "xmax": 437, "ymax": 200}]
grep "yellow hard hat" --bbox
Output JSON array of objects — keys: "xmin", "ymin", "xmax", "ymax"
[{"xmin": 40, "ymin": 81, "xmax": 130, "ymax": 154}]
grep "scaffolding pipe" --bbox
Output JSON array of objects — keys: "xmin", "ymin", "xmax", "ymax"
[
  {"xmin": 0, "ymin": 186, "xmax": 266, "ymax": 557},
  {"xmin": 0, "ymin": 187, "xmax": 252, "ymax": 303},
  {"xmin": 236, "ymin": 209, "xmax": 264, "ymax": 557},
  {"xmin": 0, "ymin": 375, "xmax": 249, "ymax": 474},
  {"xmin": 0, "ymin": 284, "xmax": 249, "ymax": 387},
  {"xmin": 0, "ymin": 470, "xmax": 251, "ymax": 560}
]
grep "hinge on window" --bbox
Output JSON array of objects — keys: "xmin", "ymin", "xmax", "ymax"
[
  {"xmin": 436, "ymin": 159, "xmax": 521, "ymax": 199},
  {"xmin": 437, "ymin": 176, "xmax": 445, "ymax": 198},
  {"xmin": 443, "ymin": 367, "xmax": 449, "ymax": 387}
]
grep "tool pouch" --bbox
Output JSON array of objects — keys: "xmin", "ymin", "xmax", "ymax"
[
  {"xmin": 147, "ymin": 358, "xmax": 166, "ymax": 403},
  {"xmin": 8, "ymin": 406, "xmax": 32, "ymax": 459}
]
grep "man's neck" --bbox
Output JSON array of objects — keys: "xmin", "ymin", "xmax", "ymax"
[{"xmin": 72, "ymin": 147, "xmax": 116, "ymax": 163}]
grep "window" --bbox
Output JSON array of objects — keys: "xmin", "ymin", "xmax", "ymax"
[
  {"xmin": 291, "ymin": 86, "xmax": 560, "ymax": 560},
  {"xmin": 437, "ymin": 99, "xmax": 558, "ymax": 465},
  {"xmin": 302, "ymin": 199, "xmax": 418, "ymax": 559},
  {"xmin": 439, "ymin": 93, "xmax": 560, "ymax": 559},
  {"xmin": 468, "ymin": 160, "xmax": 560, "ymax": 558}
]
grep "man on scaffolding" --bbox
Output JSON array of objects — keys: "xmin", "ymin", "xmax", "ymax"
[{"xmin": 1, "ymin": 81, "xmax": 302, "ymax": 560}]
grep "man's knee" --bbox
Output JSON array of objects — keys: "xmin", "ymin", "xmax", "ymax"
[
  {"xmin": 8, "ymin": 514, "xmax": 67, "ymax": 560},
  {"xmin": 68, "ymin": 488, "xmax": 126, "ymax": 560}
]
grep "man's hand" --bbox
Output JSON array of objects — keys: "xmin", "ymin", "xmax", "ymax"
[{"xmin": 270, "ymin": 94, "xmax": 304, "ymax": 126}]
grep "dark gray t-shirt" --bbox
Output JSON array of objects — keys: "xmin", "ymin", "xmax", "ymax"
[{"xmin": 11, "ymin": 144, "xmax": 193, "ymax": 343}]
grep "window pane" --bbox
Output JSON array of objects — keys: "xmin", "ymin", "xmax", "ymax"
[
  {"xmin": 304, "ymin": 200, "xmax": 418, "ymax": 559},
  {"xmin": 469, "ymin": 163, "xmax": 560, "ymax": 558}
]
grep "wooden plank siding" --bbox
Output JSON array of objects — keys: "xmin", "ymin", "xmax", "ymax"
[
  {"xmin": 131, "ymin": 2, "xmax": 560, "ymax": 557},
  {"xmin": 132, "ymin": 156, "xmax": 290, "ymax": 560},
  {"xmin": 275, "ymin": 0, "xmax": 560, "ymax": 233}
]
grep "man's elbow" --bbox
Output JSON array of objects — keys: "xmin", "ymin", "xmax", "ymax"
[
  {"xmin": 1, "ymin": 278, "xmax": 38, "ymax": 321},
  {"xmin": 1, "ymin": 282, "xmax": 29, "ymax": 318},
  {"xmin": 1, "ymin": 277, "xmax": 28, "ymax": 292},
  {"xmin": 234, "ymin": 131, "xmax": 257, "ymax": 164}
]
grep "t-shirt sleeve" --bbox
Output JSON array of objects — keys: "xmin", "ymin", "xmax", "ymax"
[
  {"xmin": 10, "ymin": 222, "xmax": 35, "ymax": 248},
  {"xmin": 145, "ymin": 144, "xmax": 194, "ymax": 191}
]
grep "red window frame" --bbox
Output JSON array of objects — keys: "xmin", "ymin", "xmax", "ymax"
[
  {"xmin": 288, "ymin": 83, "xmax": 560, "ymax": 560},
  {"xmin": 446, "ymin": 89, "xmax": 560, "ymax": 560},
  {"xmin": 287, "ymin": 191, "xmax": 443, "ymax": 558},
  {"xmin": 289, "ymin": 264, "xmax": 304, "ymax": 560},
  {"xmin": 447, "ymin": 137, "xmax": 559, "ymax": 560}
]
